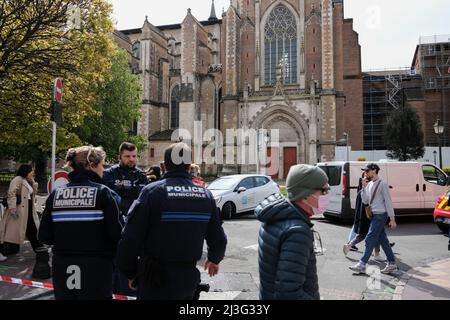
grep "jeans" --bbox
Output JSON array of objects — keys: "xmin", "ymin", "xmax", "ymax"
[
  {"xmin": 360, "ymin": 213, "xmax": 396, "ymax": 265},
  {"xmin": 448, "ymin": 228, "xmax": 450, "ymax": 251},
  {"xmin": 348, "ymin": 225, "xmax": 357, "ymax": 243}
]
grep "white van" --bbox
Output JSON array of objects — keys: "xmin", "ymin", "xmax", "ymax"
[{"xmin": 316, "ymin": 161, "xmax": 450, "ymax": 221}]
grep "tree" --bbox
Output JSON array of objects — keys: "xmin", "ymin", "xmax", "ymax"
[
  {"xmin": 76, "ymin": 48, "xmax": 146, "ymax": 162},
  {"xmin": 385, "ymin": 103, "xmax": 425, "ymax": 161},
  {"xmin": 0, "ymin": 0, "xmax": 115, "ymax": 157}
]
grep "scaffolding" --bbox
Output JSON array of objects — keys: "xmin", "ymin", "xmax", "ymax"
[
  {"xmin": 417, "ymin": 35, "xmax": 450, "ymax": 147},
  {"xmin": 363, "ymin": 68, "xmax": 423, "ymax": 150}
]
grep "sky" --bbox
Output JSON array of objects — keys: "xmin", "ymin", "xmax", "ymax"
[{"xmin": 109, "ymin": 0, "xmax": 450, "ymax": 71}]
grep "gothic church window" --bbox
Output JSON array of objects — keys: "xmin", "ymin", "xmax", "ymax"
[
  {"xmin": 264, "ymin": 4, "xmax": 298, "ymax": 85},
  {"xmin": 170, "ymin": 85, "xmax": 180, "ymax": 129},
  {"xmin": 132, "ymin": 41, "xmax": 141, "ymax": 59}
]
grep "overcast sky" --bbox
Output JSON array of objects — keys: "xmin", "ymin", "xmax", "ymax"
[{"xmin": 109, "ymin": 0, "xmax": 450, "ymax": 71}]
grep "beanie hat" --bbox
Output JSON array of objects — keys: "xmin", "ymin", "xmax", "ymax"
[{"xmin": 286, "ymin": 165, "xmax": 329, "ymax": 202}]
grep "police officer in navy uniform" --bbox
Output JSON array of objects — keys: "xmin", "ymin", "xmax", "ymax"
[
  {"xmin": 116, "ymin": 142, "xmax": 227, "ymax": 300},
  {"xmin": 38, "ymin": 146, "xmax": 122, "ymax": 300},
  {"xmin": 103, "ymin": 142, "xmax": 148, "ymax": 222},
  {"xmin": 103, "ymin": 142, "xmax": 148, "ymax": 296}
]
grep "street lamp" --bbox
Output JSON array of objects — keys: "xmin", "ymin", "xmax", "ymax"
[
  {"xmin": 433, "ymin": 150, "xmax": 437, "ymax": 166},
  {"xmin": 433, "ymin": 118, "xmax": 445, "ymax": 169},
  {"xmin": 343, "ymin": 132, "xmax": 350, "ymax": 162}
]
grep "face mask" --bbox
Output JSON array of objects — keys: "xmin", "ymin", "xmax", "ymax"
[{"xmin": 307, "ymin": 194, "xmax": 331, "ymax": 216}]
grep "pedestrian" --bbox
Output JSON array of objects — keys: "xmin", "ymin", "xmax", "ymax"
[
  {"xmin": 190, "ymin": 164, "xmax": 207, "ymax": 187},
  {"xmin": 102, "ymin": 142, "xmax": 149, "ymax": 296},
  {"xmin": 116, "ymin": 142, "xmax": 227, "ymax": 300},
  {"xmin": 256, "ymin": 164, "xmax": 330, "ymax": 300},
  {"xmin": 344, "ymin": 172, "xmax": 383, "ymax": 260},
  {"xmin": 0, "ymin": 165, "xmax": 50, "ymax": 278},
  {"xmin": 38, "ymin": 146, "xmax": 122, "ymax": 300},
  {"xmin": 349, "ymin": 163, "xmax": 398, "ymax": 274}
]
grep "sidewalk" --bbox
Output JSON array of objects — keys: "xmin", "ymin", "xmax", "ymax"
[{"xmin": 394, "ymin": 258, "xmax": 450, "ymax": 300}]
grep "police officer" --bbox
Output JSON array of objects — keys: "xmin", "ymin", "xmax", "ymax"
[
  {"xmin": 103, "ymin": 142, "xmax": 148, "ymax": 221},
  {"xmin": 116, "ymin": 142, "xmax": 227, "ymax": 300},
  {"xmin": 38, "ymin": 146, "xmax": 122, "ymax": 300},
  {"xmin": 103, "ymin": 142, "xmax": 148, "ymax": 296}
]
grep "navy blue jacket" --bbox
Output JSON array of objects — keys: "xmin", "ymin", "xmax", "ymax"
[
  {"xmin": 103, "ymin": 164, "xmax": 148, "ymax": 217},
  {"xmin": 256, "ymin": 193, "xmax": 320, "ymax": 300},
  {"xmin": 38, "ymin": 170, "xmax": 122, "ymax": 258},
  {"xmin": 116, "ymin": 170, "xmax": 227, "ymax": 279}
]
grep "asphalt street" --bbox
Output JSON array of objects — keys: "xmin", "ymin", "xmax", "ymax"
[{"xmin": 0, "ymin": 213, "xmax": 449, "ymax": 300}]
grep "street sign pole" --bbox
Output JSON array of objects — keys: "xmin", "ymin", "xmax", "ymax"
[
  {"xmin": 52, "ymin": 121, "xmax": 56, "ymax": 192},
  {"xmin": 51, "ymin": 78, "xmax": 63, "ymax": 192}
]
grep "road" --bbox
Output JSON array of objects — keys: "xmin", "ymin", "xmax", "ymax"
[{"xmin": 0, "ymin": 214, "xmax": 449, "ymax": 300}]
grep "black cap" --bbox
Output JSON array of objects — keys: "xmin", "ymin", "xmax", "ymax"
[{"xmin": 361, "ymin": 163, "xmax": 381, "ymax": 172}]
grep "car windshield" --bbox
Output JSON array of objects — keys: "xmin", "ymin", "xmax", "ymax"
[{"xmin": 207, "ymin": 177, "xmax": 239, "ymax": 190}]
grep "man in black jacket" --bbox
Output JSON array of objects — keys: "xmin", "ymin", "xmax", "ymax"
[
  {"xmin": 103, "ymin": 142, "xmax": 148, "ymax": 297},
  {"xmin": 116, "ymin": 143, "xmax": 227, "ymax": 300},
  {"xmin": 103, "ymin": 142, "xmax": 148, "ymax": 221}
]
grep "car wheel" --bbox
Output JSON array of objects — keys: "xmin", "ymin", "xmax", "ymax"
[
  {"xmin": 437, "ymin": 224, "xmax": 450, "ymax": 234},
  {"xmin": 222, "ymin": 202, "xmax": 236, "ymax": 220}
]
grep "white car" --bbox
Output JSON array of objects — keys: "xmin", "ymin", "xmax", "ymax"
[{"xmin": 208, "ymin": 174, "xmax": 281, "ymax": 220}]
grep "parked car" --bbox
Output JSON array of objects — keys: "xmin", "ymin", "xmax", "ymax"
[
  {"xmin": 316, "ymin": 161, "xmax": 450, "ymax": 221},
  {"xmin": 434, "ymin": 188, "xmax": 450, "ymax": 234},
  {"xmin": 207, "ymin": 175, "xmax": 280, "ymax": 220}
]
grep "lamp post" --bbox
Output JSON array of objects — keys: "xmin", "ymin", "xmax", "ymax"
[
  {"xmin": 433, "ymin": 150, "xmax": 437, "ymax": 166},
  {"xmin": 343, "ymin": 132, "xmax": 349, "ymax": 162},
  {"xmin": 433, "ymin": 118, "xmax": 445, "ymax": 169}
]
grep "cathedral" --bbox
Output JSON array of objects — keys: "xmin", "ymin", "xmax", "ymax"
[{"xmin": 114, "ymin": 0, "xmax": 363, "ymax": 179}]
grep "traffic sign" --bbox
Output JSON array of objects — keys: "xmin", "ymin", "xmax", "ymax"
[
  {"xmin": 47, "ymin": 171, "xmax": 69, "ymax": 194},
  {"xmin": 53, "ymin": 78, "xmax": 63, "ymax": 104}
]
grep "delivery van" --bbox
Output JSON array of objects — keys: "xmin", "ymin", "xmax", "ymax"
[{"xmin": 316, "ymin": 161, "xmax": 450, "ymax": 221}]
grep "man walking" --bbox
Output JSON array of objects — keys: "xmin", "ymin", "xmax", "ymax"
[{"xmin": 350, "ymin": 163, "xmax": 398, "ymax": 274}]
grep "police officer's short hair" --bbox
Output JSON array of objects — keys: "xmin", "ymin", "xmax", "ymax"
[
  {"xmin": 119, "ymin": 142, "xmax": 137, "ymax": 155},
  {"xmin": 164, "ymin": 143, "xmax": 192, "ymax": 172}
]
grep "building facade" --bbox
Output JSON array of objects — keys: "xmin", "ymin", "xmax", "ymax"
[
  {"xmin": 362, "ymin": 35, "xmax": 450, "ymax": 151},
  {"xmin": 115, "ymin": 0, "xmax": 363, "ymax": 178}
]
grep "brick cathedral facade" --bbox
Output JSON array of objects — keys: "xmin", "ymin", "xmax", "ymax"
[{"xmin": 115, "ymin": 0, "xmax": 363, "ymax": 178}]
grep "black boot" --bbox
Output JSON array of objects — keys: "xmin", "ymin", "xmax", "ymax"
[{"xmin": 32, "ymin": 247, "xmax": 52, "ymax": 279}]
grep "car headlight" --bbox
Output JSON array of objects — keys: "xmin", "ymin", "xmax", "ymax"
[{"xmin": 214, "ymin": 196, "xmax": 222, "ymax": 204}]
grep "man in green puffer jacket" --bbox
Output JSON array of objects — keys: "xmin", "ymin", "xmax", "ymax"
[{"xmin": 256, "ymin": 165, "xmax": 329, "ymax": 300}]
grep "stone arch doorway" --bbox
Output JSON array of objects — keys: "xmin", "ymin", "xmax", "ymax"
[{"xmin": 249, "ymin": 105, "xmax": 309, "ymax": 180}]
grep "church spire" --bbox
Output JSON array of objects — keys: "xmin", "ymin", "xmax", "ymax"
[{"xmin": 209, "ymin": 0, "xmax": 218, "ymax": 21}]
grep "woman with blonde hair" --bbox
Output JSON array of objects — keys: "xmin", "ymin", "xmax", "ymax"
[{"xmin": 39, "ymin": 146, "xmax": 122, "ymax": 300}]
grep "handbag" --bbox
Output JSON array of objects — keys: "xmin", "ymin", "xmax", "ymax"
[
  {"xmin": 366, "ymin": 180, "xmax": 381, "ymax": 220},
  {"xmin": 1, "ymin": 193, "xmax": 21, "ymax": 209}
]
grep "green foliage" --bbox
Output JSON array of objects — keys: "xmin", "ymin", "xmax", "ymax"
[
  {"xmin": 385, "ymin": 105, "xmax": 425, "ymax": 161},
  {"xmin": 76, "ymin": 48, "xmax": 145, "ymax": 161},
  {"xmin": 0, "ymin": 0, "xmax": 116, "ymax": 158}
]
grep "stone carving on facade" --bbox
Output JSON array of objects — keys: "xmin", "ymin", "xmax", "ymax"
[{"xmin": 207, "ymin": 63, "xmax": 223, "ymax": 74}]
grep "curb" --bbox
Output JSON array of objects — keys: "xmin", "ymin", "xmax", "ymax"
[{"xmin": 393, "ymin": 257, "xmax": 450, "ymax": 300}]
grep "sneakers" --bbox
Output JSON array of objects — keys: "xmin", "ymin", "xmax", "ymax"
[
  {"xmin": 343, "ymin": 244, "xmax": 351, "ymax": 256},
  {"xmin": 350, "ymin": 245, "xmax": 359, "ymax": 252},
  {"xmin": 0, "ymin": 253, "xmax": 7, "ymax": 262},
  {"xmin": 381, "ymin": 263, "xmax": 399, "ymax": 274},
  {"xmin": 349, "ymin": 262, "xmax": 366, "ymax": 274}
]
